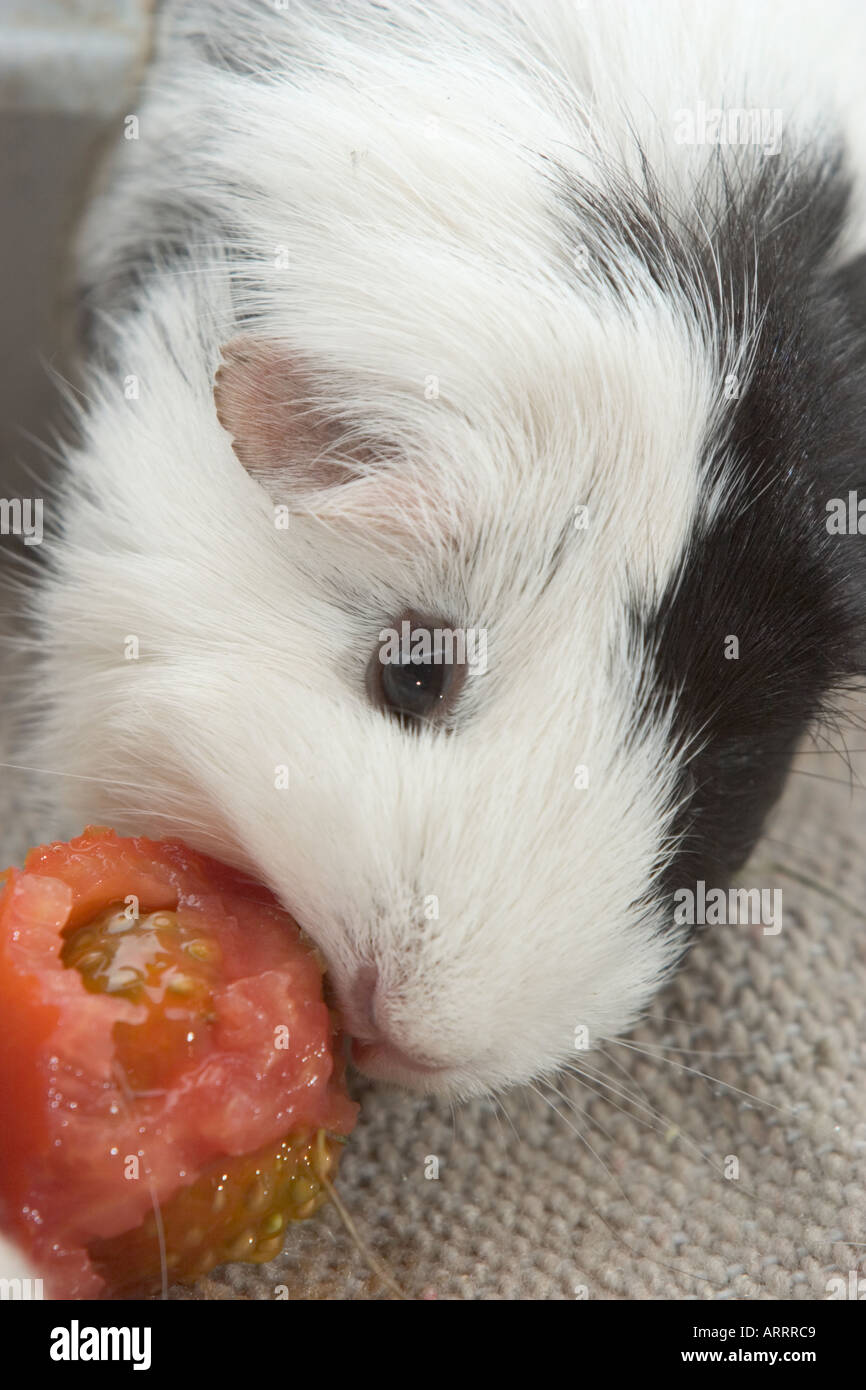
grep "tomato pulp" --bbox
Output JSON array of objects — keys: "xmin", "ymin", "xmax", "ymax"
[{"xmin": 0, "ymin": 827, "xmax": 357, "ymax": 1297}]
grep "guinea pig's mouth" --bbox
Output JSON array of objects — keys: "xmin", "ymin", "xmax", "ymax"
[{"xmin": 349, "ymin": 1036, "xmax": 447, "ymax": 1079}]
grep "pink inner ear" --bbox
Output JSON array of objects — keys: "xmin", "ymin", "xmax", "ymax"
[
  {"xmin": 214, "ymin": 335, "xmax": 349, "ymax": 489},
  {"xmin": 215, "ymin": 335, "xmax": 452, "ymax": 541}
]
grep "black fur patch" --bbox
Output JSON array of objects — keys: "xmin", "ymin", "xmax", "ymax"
[
  {"xmin": 561, "ymin": 147, "xmax": 866, "ymax": 909},
  {"xmin": 662, "ymin": 164, "xmax": 864, "ymax": 906}
]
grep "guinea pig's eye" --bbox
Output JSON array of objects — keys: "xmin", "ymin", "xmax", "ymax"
[{"xmin": 366, "ymin": 610, "xmax": 468, "ymax": 729}]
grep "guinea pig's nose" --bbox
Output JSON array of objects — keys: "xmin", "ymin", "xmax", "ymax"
[
  {"xmin": 343, "ymin": 964, "xmax": 381, "ymax": 1042},
  {"xmin": 342, "ymin": 966, "xmax": 448, "ymax": 1078}
]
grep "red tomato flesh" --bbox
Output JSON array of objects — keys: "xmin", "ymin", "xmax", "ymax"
[{"xmin": 0, "ymin": 826, "xmax": 357, "ymax": 1297}]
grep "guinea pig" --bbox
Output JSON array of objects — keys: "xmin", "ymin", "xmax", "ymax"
[{"xmin": 23, "ymin": 0, "xmax": 866, "ymax": 1104}]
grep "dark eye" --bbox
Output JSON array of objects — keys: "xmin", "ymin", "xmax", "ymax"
[{"xmin": 367, "ymin": 610, "xmax": 469, "ymax": 728}]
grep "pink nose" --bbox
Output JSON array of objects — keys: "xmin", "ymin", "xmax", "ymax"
[
  {"xmin": 344, "ymin": 965, "xmax": 381, "ymax": 1042},
  {"xmin": 343, "ymin": 967, "xmax": 446, "ymax": 1077}
]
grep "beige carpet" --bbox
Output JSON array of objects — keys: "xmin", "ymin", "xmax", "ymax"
[{"xmin": 1, "ymin": 693, "xmax": 864, "ymax": 1300}]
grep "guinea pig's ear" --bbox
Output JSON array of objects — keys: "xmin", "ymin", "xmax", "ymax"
[
  {"xmin": 214, "ymin": 334, "xmax": 448, "ymax": 539},
  {"xmin": 214, "ymin": 335, "xmax": 358, "ymax": 493}
]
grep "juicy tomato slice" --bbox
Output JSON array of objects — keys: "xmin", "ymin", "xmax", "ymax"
[{"xmin": 0, "ymin": 826, "xmax": 357, "ymax": 1298}]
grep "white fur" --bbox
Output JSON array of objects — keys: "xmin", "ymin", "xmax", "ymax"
[{"xmin": 25, "ymin": 1, "xmax": 866, "ymax": 1105}]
